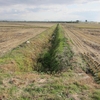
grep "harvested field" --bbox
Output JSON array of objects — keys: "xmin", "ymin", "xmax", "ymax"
[
  {"xmin": 62, "ymin": 23, "xmax": 100, "ymax": 62},
  {"xmin": 0, "ymin": 22, "xmax": 54, "ymax": 57},
  {"xmin": 62, "ymin": 23, "xmax": 100, "ymax": 84}
]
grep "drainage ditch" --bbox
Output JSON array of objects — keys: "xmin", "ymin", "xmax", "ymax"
[{"xmin": 36, "ymin": 24, "xmax": 74, "ymax": 73}]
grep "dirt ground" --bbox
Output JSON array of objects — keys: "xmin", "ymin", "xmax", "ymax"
[{"xmin": 0, "ymin": 22, "xmax": 54, "ymax": 57}]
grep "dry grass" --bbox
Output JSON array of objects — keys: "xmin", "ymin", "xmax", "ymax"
[{"xmin": 0, "ymin": 22, "xmax": 55, "ymax": 57}]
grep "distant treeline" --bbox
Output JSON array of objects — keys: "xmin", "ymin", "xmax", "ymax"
[{"xmin": 0, "ymin": 20, "xmax": 80, "ymax": 23}]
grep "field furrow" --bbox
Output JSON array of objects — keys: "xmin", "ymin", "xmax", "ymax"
[{"xmin": 62, "ymin": 24, "xmax": 100, "ymax": 63}]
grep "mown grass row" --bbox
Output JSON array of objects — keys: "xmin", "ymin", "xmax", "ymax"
[{"xmin": 37, "ymin": 24, "xmax": 74, "ymax": 73}]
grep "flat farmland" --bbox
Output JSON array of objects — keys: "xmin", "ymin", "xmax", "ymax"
[
  {"xmin": 62, "ymin": 23, "xmax": 100, "ymax": 87},
  {"xmin": 62, "ymin": 23, "xmax": 100, "ymax": 63},
  {"xmin": 0, "ymin": 22, "xmax": 100, "ymax": 100},
  {"xmin": 0, "ymin": 22, "xmax": 54, "ymax": 57}
]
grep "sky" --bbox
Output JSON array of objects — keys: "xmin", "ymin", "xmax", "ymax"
[{"xmin": 0, "ymin": 0, "xmax": 100, "ymax": 21}]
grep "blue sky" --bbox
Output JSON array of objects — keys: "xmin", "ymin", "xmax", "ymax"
[{"xmin": 0, "ymin": 0, "xmax": 100, "ymax": 21}]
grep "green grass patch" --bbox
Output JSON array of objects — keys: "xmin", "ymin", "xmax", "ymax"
[{"xmin": 92, "ymin": 90, "xmax": 100, "ymax": 100}]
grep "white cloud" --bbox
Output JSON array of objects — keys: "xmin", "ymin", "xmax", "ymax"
[{"xmin": 0, "ymin": 0, "xmax": 100, "ymax": 21}]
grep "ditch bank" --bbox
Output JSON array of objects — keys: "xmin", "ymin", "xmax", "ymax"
[{"xmin": 0, "ymin": 25, "xmax": 57, "ymax": 72}]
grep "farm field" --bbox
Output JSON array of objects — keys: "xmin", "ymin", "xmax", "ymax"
[
  {"xmin": 62, "ymin": 23, "xmax": 100, "ymax": 81},
  {"xmin": 62, "ymin": 23, "xmax": 100, "ymax": 61},
  {"xmin": 0, "ymin": 22, "xmax": 54, "ymax": 57},
  {"xmin": 0, "ymin": 22, "xmax": 100, "ymax": 100}
]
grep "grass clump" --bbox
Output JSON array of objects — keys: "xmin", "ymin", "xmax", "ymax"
[{"xmin": 92, "ymin": 90, "xmax": 100, "ymax": 100}]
